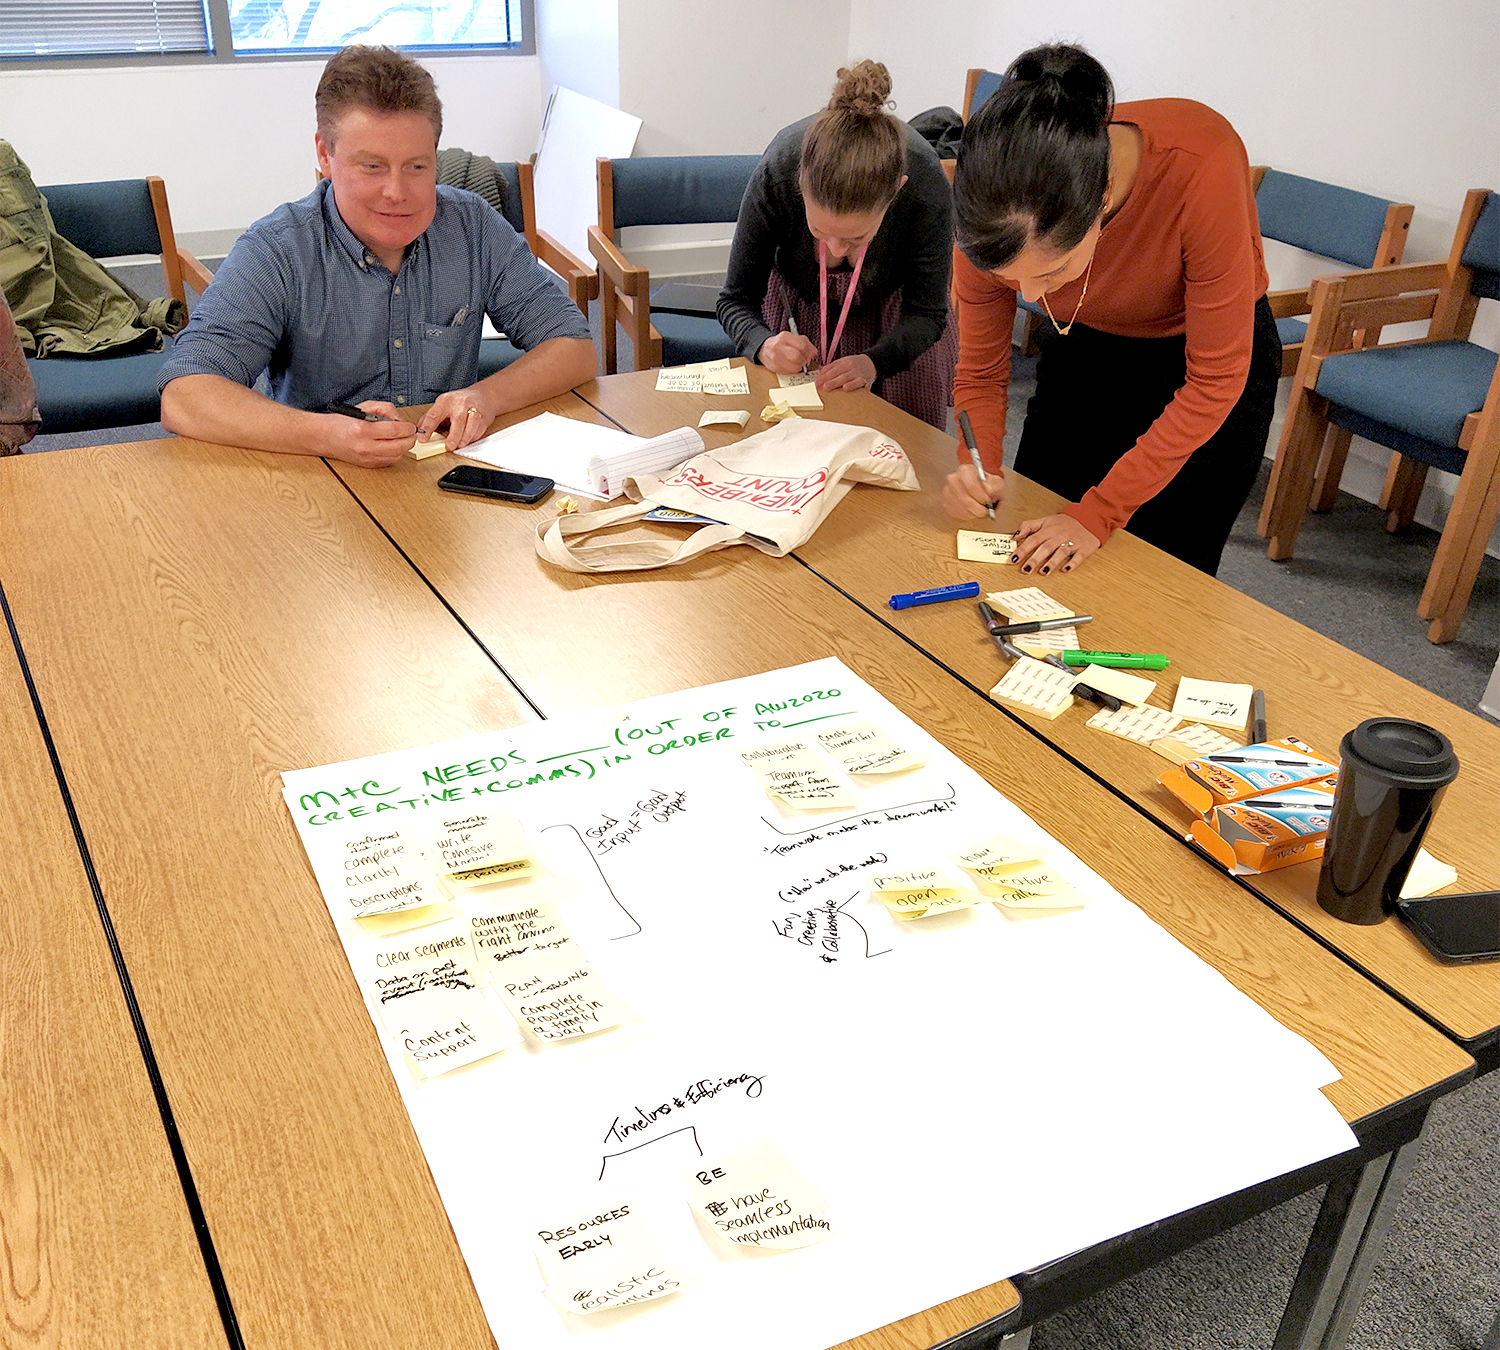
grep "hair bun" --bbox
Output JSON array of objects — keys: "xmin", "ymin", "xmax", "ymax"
[
  {"xmin": 1004, "ymin": 43, "xmax": 1112, "ymax": 126},
  {"xmin": 829, "ymin": 60, "xmax": 892, "ymax": 118}
]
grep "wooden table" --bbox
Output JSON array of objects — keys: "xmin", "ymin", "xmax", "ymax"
[
  {"xmin": 0, "ymin": 415, "xmax": 1474, "ymax": 1350},
  {"xmin": 0, "ymin": 589, "xmax": 224, "ymax": 1345},
  {"xmin": 328, "ymin": 394, "xmax": 1472, "ymax": 1346},
  {"xmin": 0, "ymin": 443, "xmax": 541, "ymax": 1350},
  {"xmin": 575, "ymin": 367, "xmax": 1500, "ymax": 1065}
]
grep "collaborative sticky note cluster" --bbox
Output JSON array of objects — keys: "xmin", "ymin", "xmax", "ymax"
[
  {"xmin": 951, "ymin": 831, "xmax": 1090, "ymax": 910},
  {"xmin": 343, "ymin": 809, "xmax": 631, "ymax": 1077},
  {"xmin": 868, "ymin": 866, "xmax": 978, "ymax": 919},
  {"xmin": 530, "ymin": 1139, "xmax": 833, "ymax": 1320},
  {"xmin": 654, "ymin": 358, "xmax": 750, "ymax": 395}
]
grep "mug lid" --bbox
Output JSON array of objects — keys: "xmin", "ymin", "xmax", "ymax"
[{"xmin": 1345, "ymin": 718, "xmax": 1457, "ymax": 782}]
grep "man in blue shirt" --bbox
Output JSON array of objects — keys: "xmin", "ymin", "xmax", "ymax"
[{"xmin": 160, "ymin": 46, "xmax": 596, "ymax": 466}]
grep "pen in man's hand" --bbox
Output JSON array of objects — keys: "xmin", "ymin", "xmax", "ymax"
[
  {"xmin": 956, "ymin": 410, "xmax": 996, "ymax": 520},
  {"xmin": 325, "ymin": 401, "xmax": 394, "ymax": 423}
]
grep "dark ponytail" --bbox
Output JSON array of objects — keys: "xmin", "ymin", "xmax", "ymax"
[{"xmin": 954, "ymin": 44, "xmax": 1114, "ymax": 270}]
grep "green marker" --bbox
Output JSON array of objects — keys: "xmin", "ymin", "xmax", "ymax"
[{"xmin": 1062, "ymin": 650, "xmax": 1170, "ymax": 670}]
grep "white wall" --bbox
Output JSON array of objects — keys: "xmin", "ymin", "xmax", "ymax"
[
  {"xmin": 0, "ymin": 55, "xmax": 544, "ymax": 247},
  {"xmin": 616, "ymin": 0, "xmax": 850, "ymax": 156},
  {"xmin": 537, "ymin": 0, "xmax": 620, "ymax": 108},
  {"xmin": 849, "ymin": 0, "xmax": 1500, "ymax": 549}
]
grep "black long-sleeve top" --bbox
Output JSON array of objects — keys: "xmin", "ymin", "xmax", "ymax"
[{"xmin": 716, "ymin": 116, "xmax": 953, "ymax": 379}]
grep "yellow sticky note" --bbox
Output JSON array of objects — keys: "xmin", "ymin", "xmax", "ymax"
[
  {"xmin": 534, "ymin": 1200, "xmax": 684, "ymax": 1315},
  {"xmin": 1074, "ymin": 664, "xmax": 1157, "ymax": 706},
  {"xmin": 989, "ymin": 655, "xmax": 1076, "ymax": 719},
  {"xmin": 427, "ymin": 808, "xmax": 530, "ymax": 876},
  {"xmin": 1013, "ymin": 624, "xmax": 1079, "ymax": 657},
  {"xmin": 879, "ymin": 887, "xmax": 977, "ymax": 919},
  {"xmin": 985, "ymin": 587, "xmax": 1073, "ymax": 622},
  {"xmin": 1088, "ymin": 704, "xmax": 1182, "ymax": 744},
  {"xmin": 952, "ymin": 831, "xmax": 1045, "ymax": 871},
  {"xmin": 447, "ymin": 856, "xmax": 537, "ymax": 887},
  {"xmin": 777, "ymin": 373, "xmax": 817, "ymax": 387},
  {"xmin": 686, "ymin": 1140, "xmax": 833, "ymax": 1250},
  {"xmin": 815, "ymin": 718, "xmax": 923, "ymax": 774},
  {"xmin": 982, "ymin": 865, "xmax": 1090, "ymax": 910},
  {"xmin": 1172, "ymin": 677, "xmax": 1255, "ymax": 731},
  {"xmin": 761, "ymin": 402, "xmax": 801, "ymax": 424},
  {"xmin": 767, "ymin": 381, "xmax": 823, "ymax": 410},
  {"xmin": 739, "ymin": 738, "xmax": 856, "ymax": 810},
  {"xmin": 1151, "ymin": 722, "xmax": 1241, "ymax": 764},
  {"xmin": 1399, "ymin": 848, "xmax": 1459, "ymax": 899},
  {"xmin": 409, "ymin": 436, "xmax": 447, "ymax": 459},
  {"xmin": 701, "ymin": 360, "xmax": 750, "ymax": 395},
  {"xmin": 869, "ymin": 866, "xmax": 947, "ymax": 892},
  {"xmin": 655, "ymin": 364, "xmax": 703, "ymax": 392},
  {"xmin": 355, "ymin": 899, "xmax": 456, "ymax": 937},
  {"xmin": 956, "ymin": 531, "xmax": 1018, "ymax": 563},
  {"xmin": 699, "ymin": 409, "xmax": 750, "ymax": 428}
]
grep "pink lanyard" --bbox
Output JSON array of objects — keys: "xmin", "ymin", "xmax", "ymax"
[{"xmin": 819, "ymin": 239, "xmax": 867, "ymax": 366}]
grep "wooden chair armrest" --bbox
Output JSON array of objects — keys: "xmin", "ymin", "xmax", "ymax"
[
  {"xmin": 1267, "ymin": 287, "xmax": 1311, "ymax": 320},
  {"xmin": 536, "ymin": 229, "xmax": 599, "ymax": 306},
  {"xmin": 587, "ymin": 225, "xmax": 647, "ymax": 298},
  {"xmin": 177, "ymin": 248, "xmax": 214, "ymax": 296},
  {"xmin": 1310, "ymin": 260, "xmax": 1449, "ymax": 303}
]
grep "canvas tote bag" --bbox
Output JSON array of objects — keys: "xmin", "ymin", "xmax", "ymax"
[{"xmin": 535, "ymin": 419, "xmax": 918, "ymax": 573}]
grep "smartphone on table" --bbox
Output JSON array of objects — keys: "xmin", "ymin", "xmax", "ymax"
[
  {"xmin": 437, "ymin": 465, "xmax": 554, "ymax": 504},
  {"xmin": 1397, "ymin": 891, "xmax": 1500, "ymax": 964}
]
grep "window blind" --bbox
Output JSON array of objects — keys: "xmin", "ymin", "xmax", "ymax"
[{"xmin": 0, "ymin": 1, "xmax": 211, "ymax": 57}]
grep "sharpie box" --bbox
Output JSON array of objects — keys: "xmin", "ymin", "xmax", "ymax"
[
  {"xmin": 1188, "ymin": 779, "xmax": 1338, "ymax": 875},
  {"xmin": 1157, "ymin": 736, "xmax": 1337, "ymax": 818}
]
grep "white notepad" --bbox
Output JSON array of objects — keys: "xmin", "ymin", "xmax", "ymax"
[{"xmin": 458, "ymin": 412, "xmax": 702, "ymax": 500}]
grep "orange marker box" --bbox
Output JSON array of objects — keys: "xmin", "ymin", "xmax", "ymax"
[
  {"xmin": 1188, "ymin": 779, "xmax": 1338, "ymax": 874},
  {"xmin": 1157, "ymin": 735, "xmax": 1337, "ymax": 819}
]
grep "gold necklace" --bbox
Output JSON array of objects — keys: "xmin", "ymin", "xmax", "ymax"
[{"xmin": 1039, "ymin": 254, "xmax": 1095, "ymax": 336}]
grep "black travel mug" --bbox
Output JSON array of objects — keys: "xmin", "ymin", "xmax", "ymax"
[{"xmin": 1316, "ymin": 718, "xmax": 1459, "ymax": 925}]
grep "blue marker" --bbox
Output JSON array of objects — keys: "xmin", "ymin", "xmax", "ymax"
[{"xmin": 889, "ymin": 581, "xmax": 980, "ymax": 610}]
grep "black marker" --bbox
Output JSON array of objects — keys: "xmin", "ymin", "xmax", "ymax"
[{"xmin": 325, "ymin": 400, "xmax": 397, "ymax": 422}]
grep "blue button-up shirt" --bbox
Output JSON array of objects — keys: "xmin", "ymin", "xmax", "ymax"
[{"xmin": 160, "ymin": 181, "xmax": 590, "ymax": 409}]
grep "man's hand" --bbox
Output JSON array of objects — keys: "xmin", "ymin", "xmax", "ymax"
[
  {"xmin": 417, "ymin": 385, "xmax": 498, "ymax": 452},
  {"xmin": 816, "ymin": 354, "xmax": 876, "ymax": 393},
  {"xmin": 757, "ymin": 332, "xmax": 817, "ymax": 374},
  {"xmin": 1012, "ymin": 514, "xmax": 1102, "ymax": 576},
  {"xmin": 318, "ymin": 401, "xmax": 415, "ymax": 468},
  {"xmin": 941, "ymin": 462, "xmax": 1006, "ymax": 520}
]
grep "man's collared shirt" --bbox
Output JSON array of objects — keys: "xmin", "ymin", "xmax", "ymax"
[{"xmin": 160, "ymin": 180, "xmax": 589, "ymax": 409}]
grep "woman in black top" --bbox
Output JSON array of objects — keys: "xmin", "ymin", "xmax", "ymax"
[{"xmin": 716, "ymin": 61, "xmax": 956, "ymax": 428}]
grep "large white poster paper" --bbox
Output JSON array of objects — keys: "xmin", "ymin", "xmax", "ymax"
[{"xmin": 282, "ymin": 660, "xmax": 1354, "ymax": 1350}]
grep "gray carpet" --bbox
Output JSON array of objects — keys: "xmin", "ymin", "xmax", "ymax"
[{"xmin": 24, "ymin": 304, "xmax": 1500, "ymax": 1350}]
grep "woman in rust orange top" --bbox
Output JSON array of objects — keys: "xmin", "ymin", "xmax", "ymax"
[{"xmin": 944, "ymin": 44, "xmax": 1279, "ymax": 576}]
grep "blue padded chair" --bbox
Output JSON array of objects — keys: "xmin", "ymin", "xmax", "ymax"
[
  {"xmin": 587, "ymin": 155, "xmax": 758, "ymax": 372},
  {"xmin": 27, "ymin": 177, "xmax": 212, "ymax": 434},
  {"xmin": 1250, "ymin": 167, "xmax": 1415, "ymax": 521},
  {"xmin": 1263, "ymin": 188, "xmax": 1500, "ymax": 643},
  {"xmin": 469, "ymin": 158, "xmax": 597, "ymax": 380},
  {"xmin": 961, "ymin": 69, "xmax": 1003, "ymax": 121}
]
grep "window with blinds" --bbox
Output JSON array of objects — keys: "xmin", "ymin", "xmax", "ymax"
[
  {"xmin": 230, "ymin": 1, "xmax": 523, "ymax": 53},
  {"xmin": 0, "ymin": 1, "xmax": 212, "ymax": 57}
]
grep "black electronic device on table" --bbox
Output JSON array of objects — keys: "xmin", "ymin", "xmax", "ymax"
[
  {"xmin": 437, "ymin": 465, "xmax": 554, "ymax": 504},
  {"xmin": 1397, "ymin": 891, "xmax": 1500, "ymax": 964}
]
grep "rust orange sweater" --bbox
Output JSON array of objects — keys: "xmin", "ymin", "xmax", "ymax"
[{"xmin": 953, "ymin": 98, "xmax": 1268, "ymax": 544}]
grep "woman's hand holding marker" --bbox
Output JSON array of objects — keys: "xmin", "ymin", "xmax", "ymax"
[
  {"xmin": 942, "ymin": 461, "xmax": 1006, "ymax": 521},
  {"xmin": 1012, "ymin": 514, "xmax": 1101, "ymax": 575}
]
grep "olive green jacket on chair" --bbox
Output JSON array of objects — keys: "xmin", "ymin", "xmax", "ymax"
[{"xmin": 0, "ymin": 140, "xmax": 184, "ymax": 360}]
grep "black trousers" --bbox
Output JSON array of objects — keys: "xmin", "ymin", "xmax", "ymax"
[{"xmin": 1014, "ymin": 295, "xmax": 1281, "ymax": 575}]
